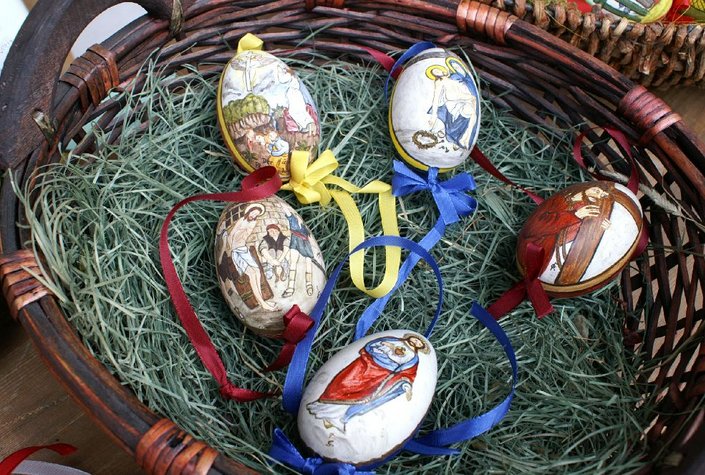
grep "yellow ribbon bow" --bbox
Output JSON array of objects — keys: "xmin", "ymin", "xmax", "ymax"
[{"xmin": 282, "ymin": 150, "xmax": 401, "ymax": 298}]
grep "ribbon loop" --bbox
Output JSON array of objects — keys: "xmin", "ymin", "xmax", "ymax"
[
  {"xmin": 237, "ymin": 32, "xmax": 263, "ymax": 54},
  {"xmin": 403, "ymin": 303, "xmax": 518, "ymax": 453},
  {"xmin": 282, "ymin": 149, "xmax": 402, "ymax": 299},
  {"xmin": 353, "ymin": 161, "xmax": 477, "ymax": 339},
  {"xmin": 487, "ymin": 242, "xmax": 553, "ymax": 319},
  {"xmin": 264, "ymin": 306, "xmax": 315, "ymax": 372},
  {"xmin": 282, "ymin": 305, "xmax": 315, "ymax": 343},
  {"xmin": 283, "ymin": 150, "xmax": 337, "ymax": 205},
  {"xmin": 282, "ymin": 236, "xmax": 445, "ymax": 414},
  {"xmin": 160, "ymin": 166, "xmax": 306, "ymax": 400}
]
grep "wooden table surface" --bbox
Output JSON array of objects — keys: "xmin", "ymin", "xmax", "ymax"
[{"xmin": 1, "ymin": 87, "xmax": 704, "ymax": 474}]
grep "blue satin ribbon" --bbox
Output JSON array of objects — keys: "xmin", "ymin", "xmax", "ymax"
[
  {"xmin": 282, "ymin": 235, "xmax": 445, "ymax": 415},
  {"xmin": 270, "ymin": 429, "xmax": 375, "ymax": 475},
  {"xmin": 405, "ymin": 302, "xmax": 518, "ymax": 455},
  {"xmin": 384, "ymin": 41, "xmax": 436, "ymax": 100},
  {"xmin": 354, "ymin": 161, "xmax": 476, "ymax": 339}
]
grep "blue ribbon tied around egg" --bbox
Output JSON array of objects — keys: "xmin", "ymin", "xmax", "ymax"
[{"xmin": 270, "ymin": 236, "xmax": 518, "ymax": 473}]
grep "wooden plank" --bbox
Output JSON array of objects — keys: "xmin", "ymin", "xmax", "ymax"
[{"xmin": 0, "ymin": 308, "xmax": 142, "ymax": 474}]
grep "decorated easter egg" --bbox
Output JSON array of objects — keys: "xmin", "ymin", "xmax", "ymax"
[
  {"xmin": 517, "ymin": 181, "xmax": 643, "ymax": 297},
  {"xmin": 214, "ymin": 196, "xmax": 326, "ymax": 337},
  {"xmin": 298, "ymin": 330, "xmax": 437, "ymax": 466},
  {"xmin": 389, "ymin": 47, "xmax": 481, "ymax": 172},
  {"xmin": 217, "ymin": 49, "xmax": 320, "ymax": 181}
]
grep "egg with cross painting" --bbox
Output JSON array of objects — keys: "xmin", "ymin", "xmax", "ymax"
[
  {"xmin": 517, "ymin": 181, "xmax": 643, "ymax": 297},
  {"xmin": 298, "ymin": 329, "xmax": 437, "ymax": 466},
  {"xmin": 389, "ymin": 47, "xmax": 481, "ymax": 172},
  {"xmin": 214, "ymin": 196, "xmax": 326, "ymax": 337},
  {"xmin": 217, "ymin": 42, "xmax": 320, "ymax": 181}
]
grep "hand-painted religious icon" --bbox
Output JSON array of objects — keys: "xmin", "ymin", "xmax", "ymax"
[
  {"xmin": 389, "ymin": 48, "xmax": 480, "ymax": 171},
  {"xmin": 517, "ymin": 181, "xmax": 643, "ymax": 297},
  {"xmin": 215, "ymin": 196, "xmax": 326, "ymax": 337},
  {"xmin": 298, "ymin": 330, "xmax": 437, "ymax": 465},
  {"xmin": 217, "ymin": 49, "xmax": 320, "ymax": 180}
]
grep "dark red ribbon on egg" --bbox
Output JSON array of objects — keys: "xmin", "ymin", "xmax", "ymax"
[{"xmin": 160, "ymin": 166, "xmax": 314, "ymax": 402}]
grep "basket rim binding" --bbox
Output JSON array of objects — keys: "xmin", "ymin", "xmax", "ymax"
[{"xmin": 1, "ymin": 0, "xmax": 705, "ymax": 474}]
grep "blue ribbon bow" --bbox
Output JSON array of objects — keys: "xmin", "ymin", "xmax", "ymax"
[
  {"xmin": 270, "ymin": 429, "xmax": 375, "ymax": 475},
  {"xmin": 354, "ymin": 161, "xmax": 476, "ymax": 339},
  {"xmin": 392, "ymin": 160, "xmax": 477, "ymax": 226}
]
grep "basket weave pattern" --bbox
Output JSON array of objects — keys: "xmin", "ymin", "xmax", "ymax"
[
  {"xmin": 485, "ymin": 0, "xmax": 705, "ymax": 88},
  {"xmin": 1, "ymin": 0, "xmax": 705, "ymax": 473}
]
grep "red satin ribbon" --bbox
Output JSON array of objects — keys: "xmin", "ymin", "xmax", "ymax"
[
  {"xmin": 0, "ymin": 444, "xmax": 77, "ymax": 475},
  {"xmin": 264, "ymin": 305, "xmax": 314, "ymax": 372},
  {"xmin": 358, "ymin": 46, "xmax": 399, "ymax": 78},
  {"xmin": 160, "ymin": 166, "xmax": 312, "ymax": 402},
  {"xmin": 487, "ymin": 243, "xmax": 553, "ymax": 320},
  {"xmin": 572, "ymin": 126, "xmax": 640, "ymax": 195},
  {"xmin": 573, "ymin": 126, "xmax": 649, "ymax": 258}
]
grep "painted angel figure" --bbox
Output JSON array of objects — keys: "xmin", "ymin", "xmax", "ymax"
[
  {"xmin": 427, "ymin": 60, "xmax": 478, "ymax": 150},
  {"xmin": 306, "ymin": 334, "xmax": 429, "ymax": 432}
]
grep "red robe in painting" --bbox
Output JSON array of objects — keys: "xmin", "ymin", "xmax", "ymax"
[
  {"xmin": 318, "ymin": 348, "xmax": 418, "ymax": 404},
  {"xmin": 518, "ymin": 194, "xmax": 588, "ymax": 273}
]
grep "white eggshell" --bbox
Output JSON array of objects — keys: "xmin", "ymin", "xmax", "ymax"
[
  {"xmin": 214, "ymin": 196, "xmax": 326, "ymax": 337},
  {"xmin": 218, "ymin": 49, "xmax": 320, "ymax": 181},
  {"xmin": 389, "ymin": 47, "xmax": 481, "ymax": 171},
  {"xmin": 298, "ymin": 330, "xmax": 437, "ymax": 465},
  {"xmin": 517, "ymin": 181, "xmax": 643, "ymax": 297}
]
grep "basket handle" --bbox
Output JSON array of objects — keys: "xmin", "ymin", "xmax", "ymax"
[{"xmin": 0, "ymin": 0, "xmax": 191, "ymax": 171}]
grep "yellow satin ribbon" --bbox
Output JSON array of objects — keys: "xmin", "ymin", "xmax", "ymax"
[
  {"xmin": 237, "ymin": 33, "xmax": 264, "ymax": 54},
  {"xmin": 282, "ymin": 150, "xmax": 401, "ymax": 298}
]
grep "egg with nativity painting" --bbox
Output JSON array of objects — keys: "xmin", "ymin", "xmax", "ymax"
[
  {"xmin": 389, "ymin": 47, "xmax": 481, "ymax": 172},
  {"xmin": 298, "ymin": 329, "xmax": 437, "ymax": 466},
  {"xmin": 217, "ymin": 44, "xmax": 320, "ymax": 181},
  {"xmin": 214, "ymin": 196, "xmax": 326, "ymax": 337},
  {"xmin": 517, "ymin": 181, "xmax": 643, "ymax": 298}
]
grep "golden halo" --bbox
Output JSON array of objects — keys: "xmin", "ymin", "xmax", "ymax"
[
  {"xmin": 446, "ymin": 56, "xmax": 469, "ymax": 76},
  {"xmin": 425, "ymin": 65, "xmax": 449, "ymax": 80}
]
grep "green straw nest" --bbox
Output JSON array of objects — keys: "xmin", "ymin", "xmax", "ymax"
[{"xmin": 16, "ymin": 52, "xmax": 665, "ymax": 473}]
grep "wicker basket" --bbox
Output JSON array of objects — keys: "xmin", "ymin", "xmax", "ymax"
[
  {"xmin": 485, "ymin": 0, "xmax": 705, "ymax": 88},
  {"xmin": 1, "ymin": 0, "xmax": 705, "ymax": 473}
]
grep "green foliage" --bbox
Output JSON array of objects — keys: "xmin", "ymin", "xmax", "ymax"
[{"xmin": 223, "ymin": 93, "xmax": 269, "ymax": 124}]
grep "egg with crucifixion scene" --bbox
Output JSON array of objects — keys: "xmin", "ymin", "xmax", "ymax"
[
  {"xmin": 297, "ymin": 329, "xmax": 437, "ymax": 466},
  {"xmin": 517, "ymin": 181, "xmax": 643, "ymax": 298},
  {"xmin": 214, "ymin": 196, "xmax": 326, "ymax": 337},
  {"xmin": 389, "ymin": 47, "xmax": 481, "ymax": 172}
]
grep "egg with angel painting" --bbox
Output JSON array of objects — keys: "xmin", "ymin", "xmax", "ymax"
[
  {"xmin": 298, "ymin": 329, "xmax": 437, "ymax": 466},
  {"xmin": 214, "ymin": 196, "xmax": 326, "ymax": 337},
  {"xmin": 389, "ymin": 47, "xmax": 481, "ymax": 172}
]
